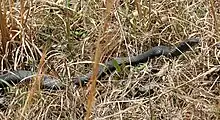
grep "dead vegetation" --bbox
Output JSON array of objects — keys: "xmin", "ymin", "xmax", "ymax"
[{"xmin": 0, "ymin": 0, "xmax": 220, "ymax": 119}]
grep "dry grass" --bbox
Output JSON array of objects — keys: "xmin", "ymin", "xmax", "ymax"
[{"xmin": 0, "ymin": 0, "xmax": 220, "ymax": 119}]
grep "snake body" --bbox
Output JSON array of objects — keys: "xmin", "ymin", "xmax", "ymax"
[
  {"xmin": 0, "ymin": 70, "xmax": 63, "ymax": 90},
  {"xmin": 75, "ymin": 38, "xmax": 200, "ymax": 85},
  {"xmin": 0, "ymin": 38, "xmax": 200, "ymax": 89}
]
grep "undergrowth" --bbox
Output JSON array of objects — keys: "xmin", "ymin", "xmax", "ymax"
[{"xmin": 0, "ymin": 0, "xmax": 220, "ymax": 119}]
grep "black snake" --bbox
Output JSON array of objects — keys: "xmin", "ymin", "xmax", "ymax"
[{"xmin": 0, "ymin": 38, "xmax": 200, "ymax": 90}]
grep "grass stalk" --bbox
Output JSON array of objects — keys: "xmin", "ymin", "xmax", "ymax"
[
  {"xmin": 0, "ymin": 0, "xmax": 10, "ymax": 54},
  {"xmin": 85, "ymin": 0, "xmax": 114, "ymax": 119},
  {"xmin": 210, "ymin": 0, "xmax": 219, "ymax": 35},
  {"xmin": 19, "ymin": 48, "xmax": 47, "ymax": 120}
]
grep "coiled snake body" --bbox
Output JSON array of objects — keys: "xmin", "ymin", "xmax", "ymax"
[{"xmin": 0, "ymin": 38, "xmax": 200, "ymax": 90}]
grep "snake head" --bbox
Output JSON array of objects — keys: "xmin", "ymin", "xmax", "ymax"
[
  {"xmin": 170, "ymin": 37, "xmax": 200, "ymax": 57},
  {"xmin": 185, "ymin": 37, "xmax": 201, "ymax": 47}
]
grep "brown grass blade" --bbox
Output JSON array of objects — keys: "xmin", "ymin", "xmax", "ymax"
[
  {"xmin": 85, "ymin": 41, "xmax": 101, "ymax": 120},
  {"xmin": 135, "ymin": 0, "xmax": 143, "ymax": 20},
  {"xmin": 210, "ymin": 0, "xmax": 219, "ymax": 35},
  {"xmin": 85, "ymin": 0, "xmax": 115, "ymax": 119},
  {"xmin": 19, "ymin": 47, "xmax": 47, "ymax": 120},
  {"xmin": 103, "ymin": 0, "xmax": 114, "ymax": 31},
  {"xmin": 20, "ymin": 0, "xmax": 24, "ymax": 26},
  {"xmin": 0, "ymin": 0, "xmax": 10, "ymax": 54}
]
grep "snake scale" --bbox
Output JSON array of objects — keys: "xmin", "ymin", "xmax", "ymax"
[{"xmin": 0, "ymin": 38, "xmax": 200, "ymax": 90}]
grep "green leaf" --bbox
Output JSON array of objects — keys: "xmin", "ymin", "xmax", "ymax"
[{"xmin": 112, "ymin": 59, "xmax": 121, "ymax": 73}]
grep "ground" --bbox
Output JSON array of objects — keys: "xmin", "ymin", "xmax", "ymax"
[{"xmin": 0, "ymin": 0, "xmax": 220, "ymax": 119}]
